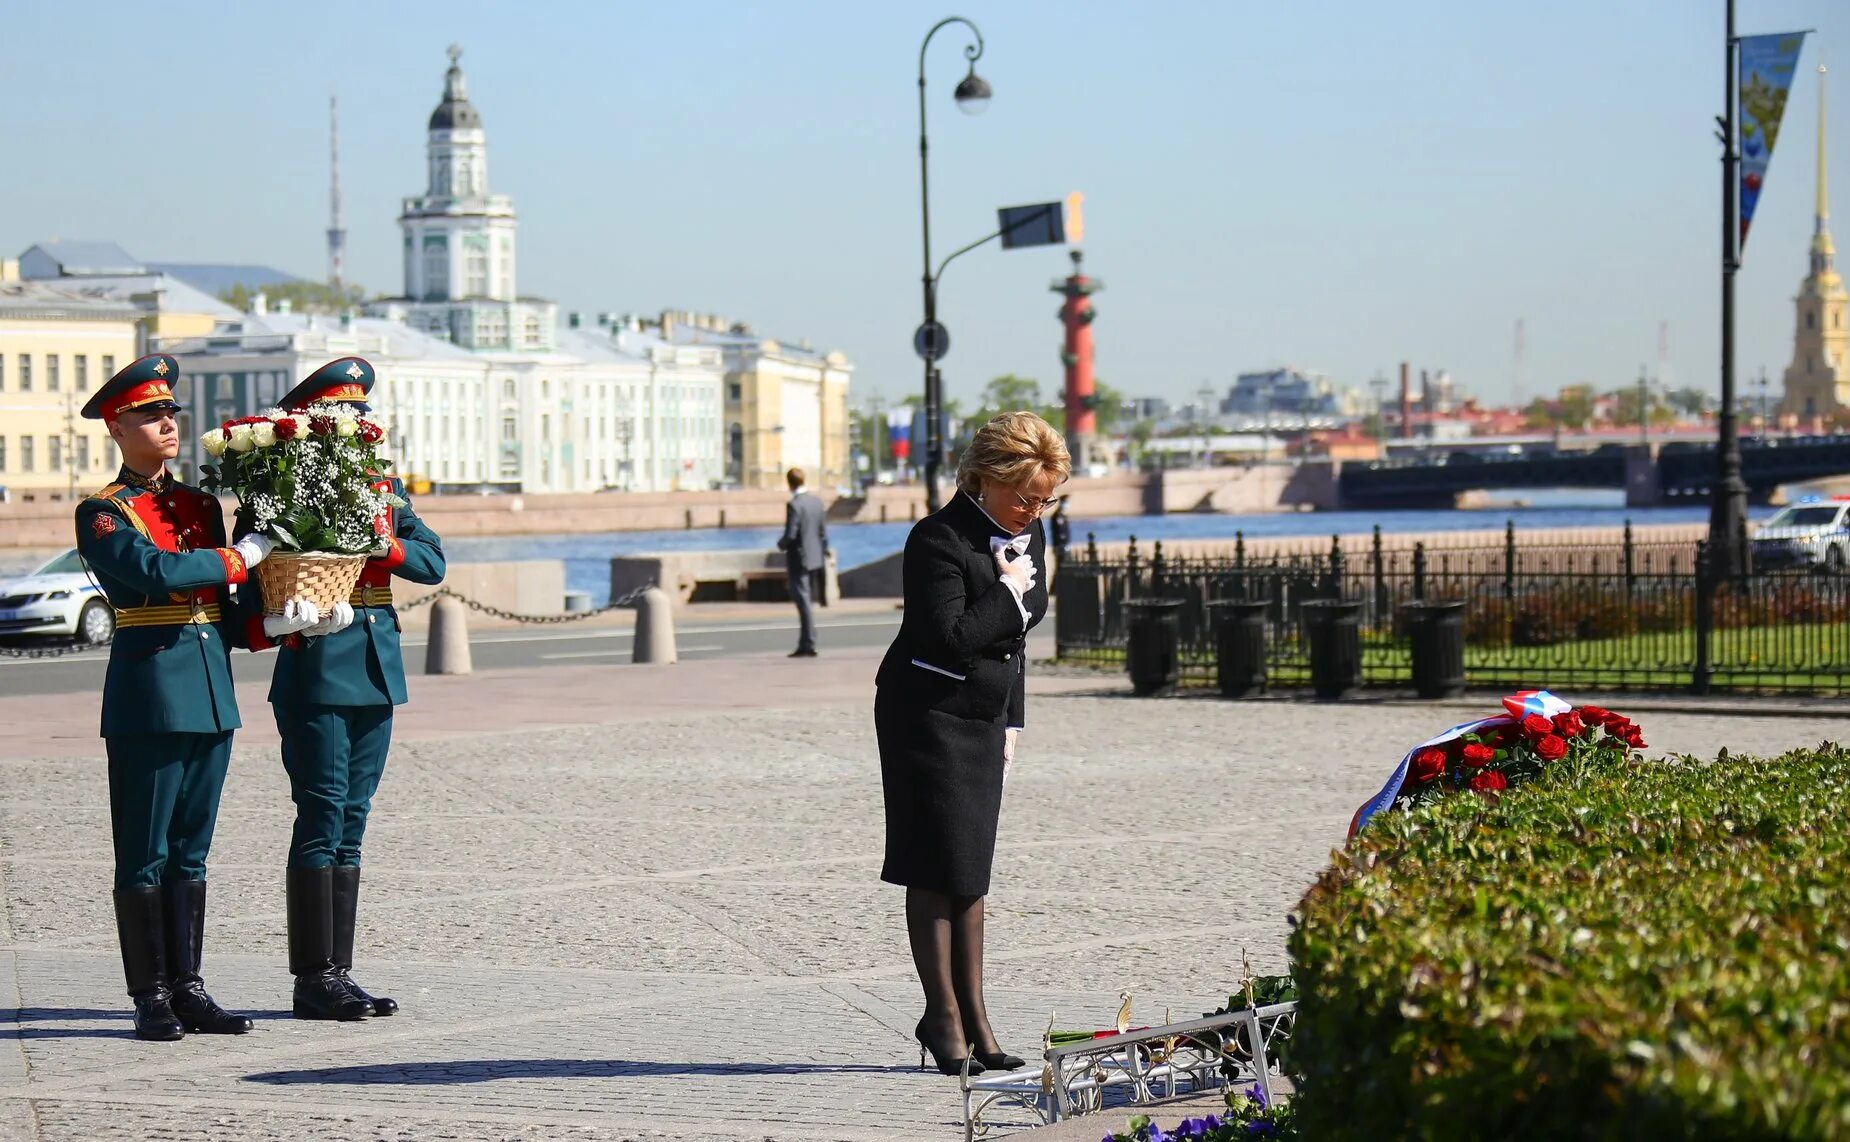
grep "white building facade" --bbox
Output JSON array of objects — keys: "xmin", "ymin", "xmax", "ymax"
[{"xmin": 158, "ymin": 309, "xmax": 725, "ymax": 494}]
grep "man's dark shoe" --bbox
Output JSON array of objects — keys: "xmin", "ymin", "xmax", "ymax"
[{"xmin": 790, "ymin": 647, "xmax": 818, "ymax": 658}]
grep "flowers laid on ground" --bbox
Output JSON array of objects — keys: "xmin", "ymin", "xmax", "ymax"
[
  {"xmin": 1101, "ymin": 1083, "xmax": 1297, "ymax": 1140},
  {"xmin": 1349, "ymin": 691, "xmax": 1647, "ymax": 835},
  {"xmin": 199, "ymin": 404, "xmax": 402, "ymax": 554}
]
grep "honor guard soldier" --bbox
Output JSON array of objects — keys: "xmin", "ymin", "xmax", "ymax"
[
  {"xmin": 252, "ymin": 357, "xmax": 445, "ymax": 1021},
  {"xmin": 76, "ymin": 355, "xmax": 320, "ymax": 1041}
]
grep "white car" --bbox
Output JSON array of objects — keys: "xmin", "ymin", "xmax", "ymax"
[
  {"xmin": 0, "ymin": 549, "xmax": 114, "ymax": 644},
  {"xmin": 1750, "ymin": 498, "xmax": 1850, "ymax": 571}
]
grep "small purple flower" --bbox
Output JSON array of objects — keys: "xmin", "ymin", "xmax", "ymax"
[
  {"xmin": 1246, "ymin": 1122, "xmax": 1276, "ymax": 1137},
  {"xmin": 1245, "ymin": 1081, "xmax": 1270, "ymax": 1109}
]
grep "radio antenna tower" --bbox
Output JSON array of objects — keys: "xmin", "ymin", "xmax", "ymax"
[
  {"xmin": 1512, "ymin": 317, "xmax": 1525, "ymax": 406},
  {"xmin": 1657, "ymin": 319, "xmax": 1672, "ymax": 390},
  {"xmin": 327, "ymin": 94, "xmax": 347, "ymax": 293}
]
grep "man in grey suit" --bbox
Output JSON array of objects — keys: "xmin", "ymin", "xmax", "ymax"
[{"xmin": 778, "ymin": 467, "xmax": 829, "ymax": 657}]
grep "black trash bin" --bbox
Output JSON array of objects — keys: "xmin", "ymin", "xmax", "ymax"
[
  {"xmin": 1124, "ymin": 598, "xmax": 1186, "ymax": 697},
  {"xmin": 1302, "ymin": 599, "xmax": 1362, "ymax": 699},
  {"xmin": 1208, "ymin": 598, "xmax": 1270, "ymax": 699},
  {"xmin": 1402, "ymin": 599, "xmax": 1467, "ymax": 699}
]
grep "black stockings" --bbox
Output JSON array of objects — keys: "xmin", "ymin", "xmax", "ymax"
[{"xmin": 905, "ymin": 888, "xmax": 1001, "ymax": 1059}]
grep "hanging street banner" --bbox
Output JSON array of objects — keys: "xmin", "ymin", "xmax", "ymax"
[{"xmin": 1739, "ymin": 31, "xmax": 1809, "ymax": 252}]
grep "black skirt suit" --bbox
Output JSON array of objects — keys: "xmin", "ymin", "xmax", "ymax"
[{"xmin": 876, "ymin": 492, "xmax": 1048, "ymax": 897}]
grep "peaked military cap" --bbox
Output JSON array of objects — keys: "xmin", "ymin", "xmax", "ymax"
[
  {"xmin": 280, "ymin": 357, "xmax": 375, "ymax": 411},
  {"xmin": 80, "ymin": 354, "xmax": 183, "ymax": 421}
]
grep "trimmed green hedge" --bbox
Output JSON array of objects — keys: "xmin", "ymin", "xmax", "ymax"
[{"xmin": 1288, "ymin": 744, "xmax": 1850, "ymax": 1140}]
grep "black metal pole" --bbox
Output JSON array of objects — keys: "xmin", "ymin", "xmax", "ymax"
[
  {"xmin": 1709, "ymin": 0, "xmax": 1748, "ymax": 578},
  {"xmin": 918, "ymin": 17, "xmax": 983, "ymax": 515}
]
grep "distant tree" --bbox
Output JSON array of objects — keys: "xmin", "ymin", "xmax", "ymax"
[
  {"xmin": 1522, "ymin": 397, "xmax": 1556, "ymax": 430},
  {"xmin": 220, "ymin": 281, "xmax": 367, "ymax": 315},
  {"xmin": 1610, "ymin": 386, "xmax": 1677, "ymax": 429},
  {"xmin": 1361, "ymin": 411, "xmax": 1387, "ymax": 440},
  {"xmin": 1090, "ymin": 378, "xmax": 1127, "ymax": 435},
  {"xmin": 1666, "ymin": 387, "xmax": 1713, "ymax": 417},
  {"xmin": 979, "ymin": 374, "xmax": 1043, "ymax": 414},
  {"xmin": 1555, "ymin": 385, "xmax": 1596, "ymax": 428}
]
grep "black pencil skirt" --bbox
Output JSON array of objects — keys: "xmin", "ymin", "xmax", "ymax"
[{"xmin": 876, "ymin": 688, "xmax": 1007, "ymax": 897}]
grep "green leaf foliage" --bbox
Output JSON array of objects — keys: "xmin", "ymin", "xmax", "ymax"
[{"xmin": 1287, "ymin": 744, "xmax": 1850, "ymax": 1140}]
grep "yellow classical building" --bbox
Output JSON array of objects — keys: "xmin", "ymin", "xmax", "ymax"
[
  {"xmin": 661, "ymin": 312, "xmax": 854, "ymax": 491},
  {"xmin": 1780, "ymin": 66, "xmax": 1850, "ymax": 424},
  {"xmin": 1, "ymin": 242, "xmax": 243, "ymax": 501},
  {"xmin": 0, "ymin": 276, "xmax": 140, "ymax": 502}
]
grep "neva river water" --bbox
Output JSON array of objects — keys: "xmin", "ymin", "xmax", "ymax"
[{"xmin": 445, "ymin": 492, "xmax": 1758, "ymax": 607}]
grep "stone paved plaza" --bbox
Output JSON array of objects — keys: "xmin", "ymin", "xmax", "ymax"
[{"xmin": 2, "ymin": 652, "xmax": 1844, "ymax": 1140}]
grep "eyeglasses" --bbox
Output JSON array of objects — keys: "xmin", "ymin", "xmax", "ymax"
[{"xmin": 1009, "ymin": 488, "xmax": 1058, "ymax": 516}]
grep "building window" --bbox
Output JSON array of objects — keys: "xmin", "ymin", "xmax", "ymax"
[
  {"xmin": 501, "ymin": 416, "xmax": 516, "ymax": 442},
  {"xmin": 18, "ymin": 355, "xmax": 30, "ymax": 391},
  {"xmin": 541, "ymin": 379, "xmax": 549, "ymax": 399},
  {"xmin": 464, "ymin": 236, "xmax": 488, "ymax": 297},
  {"xmin": 102, "ymin": 355, "xmax": 114, "ymax": 380},
  {"xmin": 0, "ymin": 437, "xmax": 6, "ymax": 471},
  {"xmin": 75, "ymin": 436, "xmax": 89, "ymax": 472},
  {"xmin": 422, "ymin": 237, "xmax": 449, "ymax": 301},
  {"xmin": 75, "ymin": 355, "xmax": 88, "ymax": 391},
  {"xmin": 503, "ymin": 379, "xmax": 516, "ymax": 400},
  {"xmin": 0, "ymin": 354, "xmax": 5, "ymax": 390},
  {"xmin": 21, "ymin": 436, "xmax": 34, "ymax": 471},
  {"xmin": 47, "ymin": 355, "xmax": 59, "ymax": 391},
  {"xmin": 1808, "ymin": 312, "xmax": 1816, "ymax": 330},
  {"xmin": 49, "ymin": 437, "xmax": 61, "ymax": 471}
]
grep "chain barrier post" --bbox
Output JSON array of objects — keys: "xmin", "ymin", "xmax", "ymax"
[
  {"xmin": 425, "ymin": 594, "xmax": 473, "ymax": 675},
  {"xmin": 632, "ymin": 586, "xmax": 677, "ymax": 665}
]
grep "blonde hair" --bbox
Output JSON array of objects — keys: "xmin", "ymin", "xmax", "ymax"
[{"xmin": 956, "ymin": 411, "xmax": 1072, "ymax": 497}]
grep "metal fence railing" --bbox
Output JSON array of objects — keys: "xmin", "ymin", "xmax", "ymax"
[{"xmin": 1053, "ymin": 524, "xmax": 1850, "ymax": 697}]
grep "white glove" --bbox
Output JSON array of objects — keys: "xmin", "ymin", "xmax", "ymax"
[
  {"xmin": 1004, "ymin": 727, "xmax": 1020, "ymax": 765},
  {"xmin": 995, "ymin": 549, "xmax": 1038, "ymax": 593},
  {"xmin": 233, "ymin": 533, "xmax": 276, "ymax": 568},
  {"xmin": 262, "ymin": 597, "xmax": 321, "ymax": 639},
  {"xmin": 370, "ymin": 533, "xmax": 394, "ymax": 557},
  {"xmin": 303, "ymin": 600, "xmax": 354, "ymax": 638}
]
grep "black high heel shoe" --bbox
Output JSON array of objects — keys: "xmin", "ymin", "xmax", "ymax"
[
  {"xmin": 972, "ymin": 1048, "xmax": 1027, "ymax": 1071},
  {"xmin": 915, "ymin": 1019, "xmax": 986, "ymax": 1076}
]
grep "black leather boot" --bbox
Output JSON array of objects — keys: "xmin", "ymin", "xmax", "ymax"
[
  {"xmin": 163, "ymin": 880, "xmax": 252, "ymax": 1034},
  {"xmin": 286, "ymin": 868, "xmax": 370, "ymax": 1021},
  {"xmin": 113, "ymin": 886, "xmax": 183, "ymax": 1041},
  {"xmin": 331, "ymin": 865, "xmax": 397, "ymax": 1016}
]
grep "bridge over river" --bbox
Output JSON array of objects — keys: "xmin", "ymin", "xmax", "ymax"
[{"xmin": 1338, "ymin": 434, "xmax": 1850, "ymax": 509}]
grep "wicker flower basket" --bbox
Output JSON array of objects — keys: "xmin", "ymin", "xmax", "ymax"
[{"xmin": 254, "ymin": 551, "xmax": 368, "ymax": 617}]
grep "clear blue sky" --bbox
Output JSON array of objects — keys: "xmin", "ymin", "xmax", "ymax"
[{"xmin": 2, "ymin": 1, "xmax": 1844, "ymax": 410}]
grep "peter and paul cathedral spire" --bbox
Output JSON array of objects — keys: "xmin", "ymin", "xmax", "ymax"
[{"xmin": 1780, "ymin": 64, "xmax": 1849, "ymax": 424}]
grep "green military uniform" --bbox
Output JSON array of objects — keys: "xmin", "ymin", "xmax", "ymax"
[
  {"xmin": 255, "ymin": 357, "xmax": 445, "ymax": 1020},
  {"xmin": 76, "ymin": 354, "xmax": 270, "ymax": 1041}
]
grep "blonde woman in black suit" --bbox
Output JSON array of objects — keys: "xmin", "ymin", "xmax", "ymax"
[{"xmin": 874, "ymin": 411, "xmax": 1071, "ymax": 1075}]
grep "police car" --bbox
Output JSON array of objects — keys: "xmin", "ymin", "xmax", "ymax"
[
  {"xmin": 0, "ymin": 549, "xmax": 113, "ymax": 643},
  {"xmin": 1750, "ymin": 497, "xmax": 1850, "ymax": 571}
]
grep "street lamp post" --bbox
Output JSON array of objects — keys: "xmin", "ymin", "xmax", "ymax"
[
  {"xmin": 918, "ymin": 16, "xmax": 991, "ymax": 514},
  {"xmin": 1709, "ymin": 0, "xmax": 1750, "ymax": 578}
]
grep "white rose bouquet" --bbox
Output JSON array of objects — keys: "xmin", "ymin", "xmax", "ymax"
[{"xmin": 199, "ymin": 403, "xmax": 403, "ymax": 554}]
